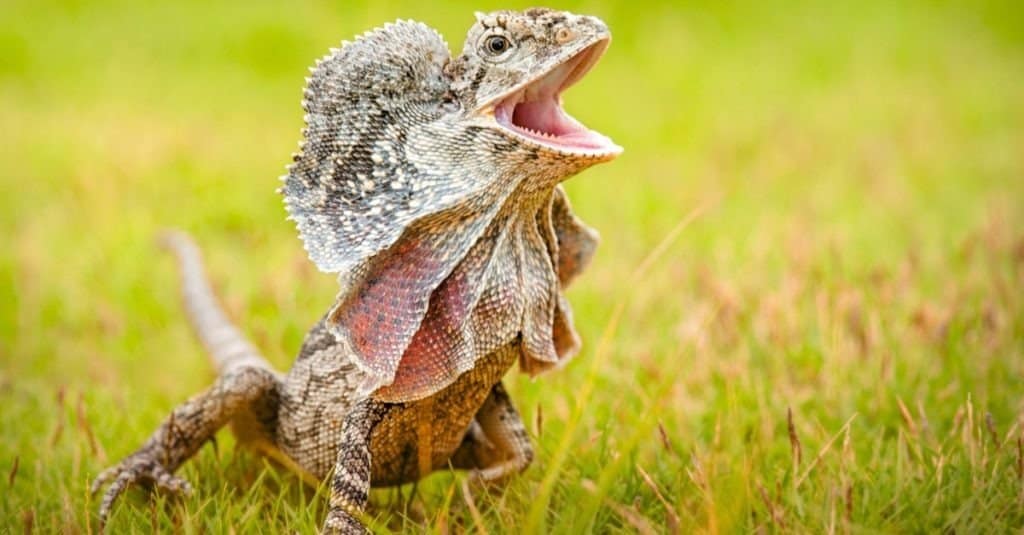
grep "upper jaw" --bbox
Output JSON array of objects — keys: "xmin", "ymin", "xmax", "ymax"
[{"xmin": 478, "ymin": 37, "xmax": 623, "ymax": 159}]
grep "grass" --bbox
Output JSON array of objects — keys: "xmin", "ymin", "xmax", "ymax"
[{"xmin": 2, "ymin": 0, "xmax": 1023, "ymax": 532}]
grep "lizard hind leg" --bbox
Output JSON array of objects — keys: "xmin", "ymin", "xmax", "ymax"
[{"xmin": 450, "ymin": 382, "xmax": 534, "ymax": 483}]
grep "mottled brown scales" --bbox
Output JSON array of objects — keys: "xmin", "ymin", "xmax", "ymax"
[{"xmin": 92, "ymin": 8, "xmax": 620, "ymax": 533}]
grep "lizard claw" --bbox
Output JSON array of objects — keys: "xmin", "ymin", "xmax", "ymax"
[
  {"xmin": 466, "ymin": 455, "xmax": 530, "ymax": 489},
  {"xmin": 465, "ymin": 468, "xmax": 496, "ymax": 491},
  {"xmin": 91, "ymin": 452, "xmax": 192, "ymax": 525}
]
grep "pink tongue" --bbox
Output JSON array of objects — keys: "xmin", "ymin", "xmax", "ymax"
[
  {"xmin": 513, "ymin": 99, "xmax": 574, "ymax": 136},
  {"xmin": 512, "ymin": 100, "xmax": 612, "ymax": 149}
]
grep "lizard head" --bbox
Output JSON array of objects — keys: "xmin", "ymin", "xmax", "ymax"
[
  {"xmin": 448, "ymin": 8, "xmax": 622, "ymax": 163},
  {"xmin": 284, "ymin": 12, "xmax": 615, "ymax": 401}
]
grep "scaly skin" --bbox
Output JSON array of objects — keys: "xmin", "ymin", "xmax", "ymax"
[{"xmin": 92, "ymin": 8, "xmax": 619, "ymax": 532}]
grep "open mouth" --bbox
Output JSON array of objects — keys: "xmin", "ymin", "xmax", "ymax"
[{"xmin": 491, "ymin": 39, "xmax": 622, "ymax": 157}]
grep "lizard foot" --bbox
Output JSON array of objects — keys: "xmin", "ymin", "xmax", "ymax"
[
  {"xmin": 467, "ymin": 453, "xmax": 532, "ymax": 486},
  {"xmin": 90, "ymin": 452, "xmax": 193, "ymax": 526}
]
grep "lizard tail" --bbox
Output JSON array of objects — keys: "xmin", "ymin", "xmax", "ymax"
[{"xmin": 159, "ymin": 230, "xmax": 273, "ymax": 374}]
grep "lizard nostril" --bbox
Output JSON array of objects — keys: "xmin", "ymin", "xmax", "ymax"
[{"xmin": 555, "ymin": 27, "xmax": 575, "ymax": 43}]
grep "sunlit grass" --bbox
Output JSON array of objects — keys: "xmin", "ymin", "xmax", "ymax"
[{"xmin": 2, "ymin": 0, "xmax": 1022, "ymax": 532}]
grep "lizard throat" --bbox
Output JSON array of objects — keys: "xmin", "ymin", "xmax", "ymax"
[{"xmin": 493, "ymin": 40, "xmax": 621, "ymax": 158}]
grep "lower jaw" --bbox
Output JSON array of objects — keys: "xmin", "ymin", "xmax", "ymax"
[
  {"xmin": 496, "ymin": 124, "xmax": 621, "ymax": 157},
  {"xmin": 492, "ymin": 103, "xmax": 620, "ymax": 156},
  {"xmin": 512, "ymin": 129, "xmax": 597, "ymax": 151}
]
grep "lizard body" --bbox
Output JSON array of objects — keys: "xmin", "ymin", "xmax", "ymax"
[{"xmin": 92, "ymin": 8, "xmax": 620, "ymax": 532}]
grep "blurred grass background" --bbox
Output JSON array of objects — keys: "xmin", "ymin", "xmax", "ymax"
[{"xmin": 2, "ymin": 0, "xmax": 1022, "ymax": 532}]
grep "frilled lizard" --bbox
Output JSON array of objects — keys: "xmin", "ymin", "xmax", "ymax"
[{"xmin": 91, "ymin": 8, "xmax": 620, "ymax": 532}]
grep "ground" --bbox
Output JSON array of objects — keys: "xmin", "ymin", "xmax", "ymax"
[{"xmin": 1, "ymin": 0, "xmax": 1022, "ymax": 532}]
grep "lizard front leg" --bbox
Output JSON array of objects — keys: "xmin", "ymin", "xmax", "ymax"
[
  {"xmin": 323, "ymin": 399, "xmax": 389, "ymax": 534},
  {"xmin": 91, "ymin": 366, "xmax": 279, "ymax": 525},
  {"xmin": 450, "ymin": 382, "xmax": 534, "ymax": 483}
]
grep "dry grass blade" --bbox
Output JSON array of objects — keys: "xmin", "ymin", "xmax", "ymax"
[
  {"xmin": 984, "ymin": 413, "xmax": 999, "ymax": 450},
  {"xmin": 757, "ymin": 482, "xmax": 785, "ymax": 529},
  {"xmin": 459, "ymin": 479, "xmax": 487, "ymax": 535},
  {"xmin": 686, "ymin": 449, "xmax": 710, "ymax": 496},
  {"xmin": 1017, "ymin": 434, "xmax": 1023, "ymax": 483},
  {"xmin": 916, "ymin": 401, "xmax": 933, "ymax": 442},
  {"xmin": 788, "ymin": 407, "xmax": 802, "ymax": 470},
  {"xmin": 50, "ymin": 386, "xmax": 66, "ymax": 447},
  {"xmin": 636, "ymin": 463, "xmax": 680, "ymax": 535},
  {"xmin": 795, "ymin": 414, "xmax": 858, "ymax": 489},
  {"xmin": 896, "ymin": 397, "xmax": 917, "ymax": 436},
  {"xmin": 965, "ymin": 395, "xmax": 976, "ymax": 465},
  {"xmin": 22, "ymin": 508, "xmax": 35, "ymax": 535},
  {"xmin": 534, "ymin": 403, "xmax": 543, "ymax": 438},
  {"xmin": 845, "ymin": 485, "xmax": 854, "ymax": 524},
  {"xmin": 8, "ymin": 456, "xmax": 18, "ymax": 487},
  {"xmin": 76, "ymin": 393, "xmax": 105, "ymax": 462},
  {"xmin": 658, "ymin": 421, "xmax": 676, "ymax": 457}
]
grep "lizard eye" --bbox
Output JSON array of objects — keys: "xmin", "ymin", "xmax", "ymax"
[{"xmin": 484, "ymin": 35, "xmax": 511, "ymax": 56}]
